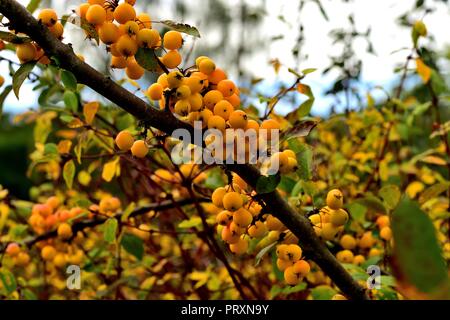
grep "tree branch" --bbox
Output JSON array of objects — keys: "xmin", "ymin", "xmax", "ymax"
[{"xmin": 0, "ymin": 0, "xmax": 368, "ymax": 300}]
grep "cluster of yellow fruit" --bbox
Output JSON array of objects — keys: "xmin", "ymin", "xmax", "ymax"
[
  {"xmin": 4, "ymin": 242, "xmax": 31, "ymax": 267},
  {"xmin": 308, "ymin": 189, "xmax": 349, "ymax": 241},
  {"xmin": 334, "ymin": 215, "xmax": 391, "ymax": 266},
  {"xmin": 212, "ymin": 174, "xmax": 295, "ymax": 255},
  {"xmin": 276, "ymin": 244, "xmax": 310, "ymax": 286},
  {"xmin": 76, "ymin": 0, "xmax": 183, "ymax": 78},
  {"xmin": 115, "ymin": 129, "xmax": 149, "ymax": 158}
]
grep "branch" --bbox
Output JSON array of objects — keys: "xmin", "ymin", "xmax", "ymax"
[{"xmin": 0, "ymin": 0, "xmax": 368, "ymax": 300}]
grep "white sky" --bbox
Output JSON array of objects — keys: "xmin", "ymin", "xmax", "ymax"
[{"xmin": 2, "ymin": 0, "xmax": 449, "ymax": 116}]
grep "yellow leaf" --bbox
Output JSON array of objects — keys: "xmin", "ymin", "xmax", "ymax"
[
  {"xmin": 406, "ymin": 181, "xmax": 425, "ymax": 199},
  {"xmin": 0, "ymin": 203, "xmax": 10, "ymax": 234},
  {"xmin": 83, "ymin": 101, "xmax": 99, "ymax": 125},
  {"xmin": 67, "ymin": 118, "xmax": 84, "ymax": 128},
  {"xmin": 416, "ymin": 58, "xmax": 431, "ymax": 84},
  {"xmin": 57, "ymin": 140, "xmax": 72, "ymax": 154},
  {"xmin": 102, "ymin": 157, "xmax": 120, "ymax": 182},
  {"xmin": 420, "ymin": 155, "xmax": 447, "ymax": 166},
  {"xmin": 77, "ymin": 170, "xmax": 91, "ymax": 186}
]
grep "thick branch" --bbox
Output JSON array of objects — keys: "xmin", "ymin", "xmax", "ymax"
[{"xmin": 0, "ymin": 0, "xmax": 368, "ymax": 300}]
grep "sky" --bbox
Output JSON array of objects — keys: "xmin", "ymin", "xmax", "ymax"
[{"xmin": 1, "ymin": 0, "xmax": 449, "ymax": 116}]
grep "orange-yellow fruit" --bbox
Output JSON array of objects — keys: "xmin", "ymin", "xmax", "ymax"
[
  {"xmin": 188, "ymin": 93, "xmax": 203, "ymax": 111},
  {"xmin": 86, "ymin": 4, "xmax": 106, "ymax": 25},
  {"xmin": 0, "ymin": 75, "xmax": 5, "ymax": 87},
  {"xmin": 321, "ymin": 222, "xmax": 339, "ymax": 241},
  {"xmin": 208, "ymin": 68, "xmax": 227, "ymax": 85},
  {"xmin": 221, "ymin": 225, "xmax": 240, "ymax": 244},
  {"xmin": 162, "ymin": 50, "xmax": 182, "ymax": 69},
  {"xmin": 15, "ymin": 252, "xmax": 30, "ymax": 266},
  {"xmin": 116, "ymin": 35, "xmax": 138, "ymax": 57},
  {"xmin": 57, "ymin": 223, "xmax": 73, "ymax": 239},
  {"xmin": 216, "ymin": 210, "xmax": 232, "ymax": 226},
  {"xmin": 369, "ymin": 248, "xmax": 382, "ymax": 257},
  {"xmin": 225, "ymin": 93, "xmax": 240, "ymax": 108},
  {"xmin": 353, "ymin": 255, "xmax": 365, "ymax": 266},
  {"xmin": 198, "ymin": 58, "xmax": 216, "ymax": 75},
  {"xmin": 99, "ymin": 22, "xmax": 119, "ymax": 45},
  {"xmin": 126, "ymin": 60, "xmax": 145, "ymax": 80},
  {"xmin": 232, "ymin": 208, "xmax": 253, "ymax": 228},
  {"xmin": 185, "ymin": 76, "xmax": 203, "ymax": 94},
  {"xmin": 285, "ymin": 244, "xmax": 302, "ymax": 261},
  {"xmin": 136, "ymin": 13, "xmax": 152, "ymax": 29},
  {"xmin": 46, "ymin": 196, "xmax": 60, "ymax": 209},
  {"xmin": 359, "ymin": 231, "xmax": 375, "ymax": 249},
  {"xmin": 111, "ymin": 55, "xmax": 127, "ymax": 69},
  {"xmin": 217, "ymin": 79, "xmax": 236, "ymax": 97},
  {"xmin": 137, "ymin": 28, "xmax": 159, "ymax": 48},
  {"xmin": 113, "ymin": 3, "xmax": 136, "ymax": 24},
  {"xmin": 148, "ymin": 83, "xmax": 164, "ymax": 100},
  {"xmin": 88, "ymin": 0, "xmax": 104, "ymax": 4},
  {"xmin": 211, "ymin": 187, "xmax": 227, "ymax": 207},
  {"xmin": 340, "ymin": 234, "xmax": 356, "ymax": 250},
  {"xmin": 41, "ymin": 245, "xmax": 57, "ymax": 261},
  {"xmin": 123, "ymin": 20, "xmax": 140, "ymax": 36},
  {"xmin": 176, "ymin": 85, "xmax": 191, "ymax": 100},
  {"xmin": 284, "ymin": 266, "xmax": 300, "ymax": 286},
  {"xmin": 330, "ymin": 208, "xmax": 349, "ymax": 226},
  {"xmin": 326, "ymin": 189, "xmax": 344, "ymax": 209},
  {"xmin": 336, "ymin": 249, "xmax": 354, "ymax": 263},
  {"xmin": 203, "ymin": 90, "xmax": 224, "ymax": 110},
  {"xmin": 277, "ymin": 258, "xmax": 294, "ymax": 271},
  {"xmin": 229, "ymin": 237, "xmax": 248, "ymax": 255},
  {"xmin": 49, "ymin": 22, "xmax": 64, "ymax": 39},
  {"xmin": 5, "ymin": 243, "xmax": 20, "ymax": 256},
  {"xmin": 247, "ymin": 221, "xmax": 267, "ymax": 238},
  {"xmin": 260, "ymin": 119, "xmax": 280, "ymax": 131},
  {"xmin": 77, "ymin": 3, "xmax": 90, "ymax": 19},
  {"xmin": 167, "ymin": 71, "xmax": 184, "ymax": 88},
  {"xmin": 115, "ymin": 130, "xmax": 134, "ymax": 151},
  {"xmin": 293, "ymin": 260, "xmax": 310, "ymax": 276},
  {"xmin": 380, "ymin": 226, "xmax": 392, "ymax": 241},
  {"xmin": 163, "ymin": 31, "xmax": 183, "ymax": 50},
  {"xmin": 157, "ymin": 73, "xmax": 169, "ymax": 88},
  {"xmin": 222, "ymin": 192, "xmax": 243, "ymax": 211},
  {"xmin": 207, "ymin": 115, "xmax": 226, "ymax": 132},
  {"xmin": 213, "ymin": 100, "xmax": 234, "ymax": 121},
  {"xmin": 376, "ymin": 215, "xmax": 390, "ymax": 229},
  {"xmin": 38, "ymin": 9, "xmax": 58, "ymax": 26},
  {"xmin": 16, "ymin": 43, "xmax": 37, "ymax": 63},
  {"xmin": 53, "ymin": 253, "xmax": 67, "ymax": 268},
  {"xmin": 131, "ymin": 140, "xmax": 149, "ymax": 158},
  {"xmin": 174, "ymin": 99, "xmax": 191, "ymax": 116},
  {"xmin": 266, "ymin": 215, "xmax": 284, "ymax": 231}
]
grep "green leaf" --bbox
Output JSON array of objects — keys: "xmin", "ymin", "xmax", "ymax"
[
  {"xmin": 301, "ymin": 68, "xmax": 317, "ymax": 75},
  {"xmin": 22, "ymin": 288, "xmax": 38, "ymax": 300},
  {"xmin": 297, "ymin": 99, "xmax": 315, "ymax": 117},
  {"xmin": 63, "ymin": 90, "xmax": 78, "ymax": 112},
  {"xmin": 26, "ymin": 0, "xmax": 41, "ymax": 14},
  {"xmin": 104, "ymin": 218, "xmax": 118, "ymax": 244},
  {"xmin": 63, "ymin": 160, "xmax": 76, "ymax": 189},
  {"xmin": 121, "ymin": 233, "xmax": 144, "ymax": 260},
  {"xmin": 294, "ymin": 143, "xmax": 313, "ymax": 180},
  {"xmin": 419, "ymin": 182, "xmax": 450, "ymax": 205},
  {"xmin": 0, "ymin": 85, "xmax": 12, "ymax": 117},
  {"xmin": 178, "ymin": 217, "xmax": 202, "ymax": 229},
  {"xmin": 311, "ymin": 285, "xmax": 337, "ymax": 300},
  {"xmin": 61, "ymin": 70, "xmax": 77, "ymax": 91},
  {"xmin": 278, "ymin": 176, "xmax": 296, "ymax": 194},
  {"xmin": 271, "ymin": 252, "xmax": 284, "ymax": 281},
  {"xmin": 12, "ymin": 61, "xmax": 37, "ymax": 99},
  {"xmin": 160, "ymin": 20, "xmax": 201, "ymax": 37},
  {"xmin": 379, "ymin": 185, "xmax": 401, "ymax": 210},
  {"xmin": 0, "ymin": 269, "xmax": 17, "ymax": 294},
  {"xmin": 44, "ymin": 143, "xmax": 58, "ymax": 155},
  {"xmin": 255, "ymin": 241, "xmax": 277, "ymax": 266},
  {"xmin": 0, "ymin": 31, "xmax": 31, "ymax": 44},
  {"xmin": 355, "ymin": 196, "xmax": 387, "ymax": 214},
  {"xmin": 256, "ymin": 174, "xmax": 281, "ymax": 194},
  {"xmin": 347, "ymin": 202, "xmax": 367, "ymax": 225},
  {"xmin": 392, "ymin": 197, "xmax": 449, "ymax": 297},
  {"xmin": 135, "ymin": 48, "xmax": 161, "ymax": 72}
]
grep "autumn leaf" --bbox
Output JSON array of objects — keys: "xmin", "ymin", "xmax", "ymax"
[
  {"xmin": 416, "ymin": 58, "xmax": 431, "ymax": 84},
  {"xmin": 102, "ymin": 157, "xmax": 120, "ymax": 182},
  {"xmin": 83, "ymin": 101, "xmax": 99, "ymax": 125}
]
